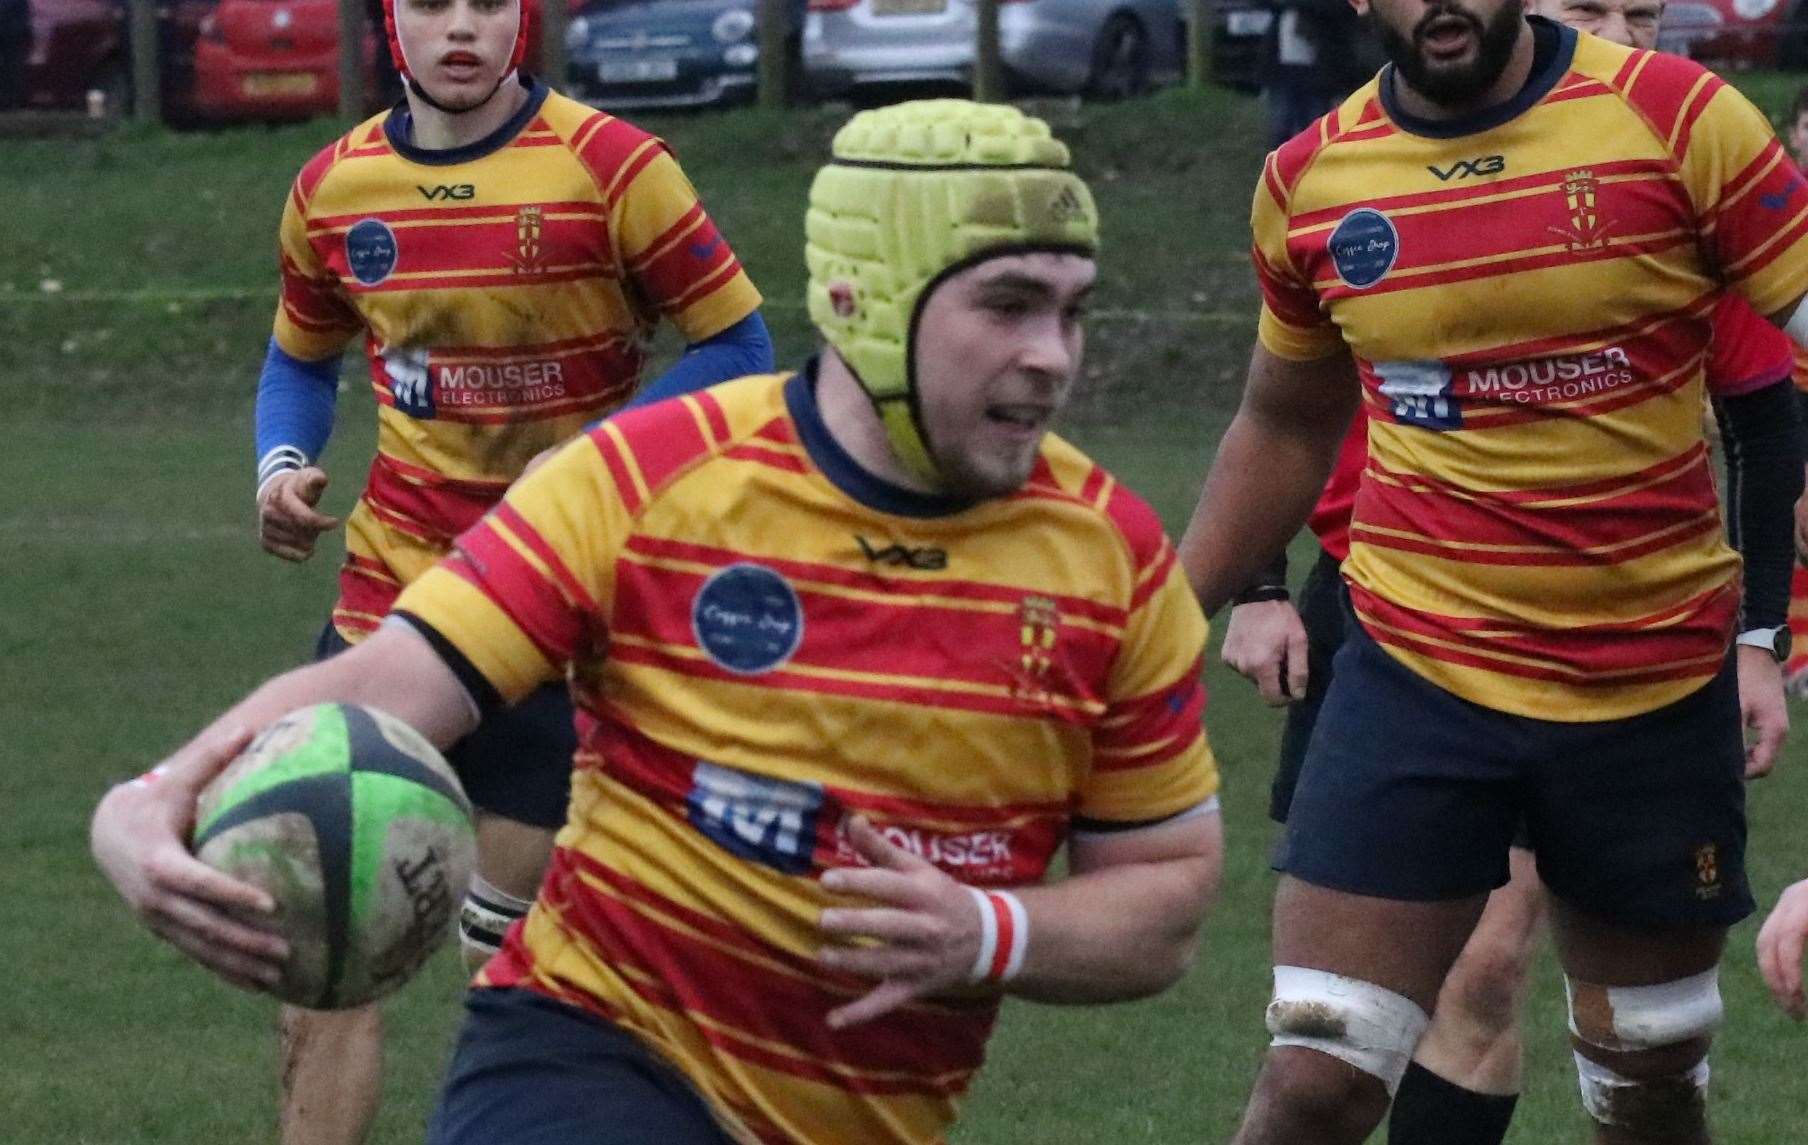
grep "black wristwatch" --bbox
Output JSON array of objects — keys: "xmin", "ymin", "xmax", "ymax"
[{"xmin": 1735, "ymin": 626, "xmax": 1793, "ymax": 664}]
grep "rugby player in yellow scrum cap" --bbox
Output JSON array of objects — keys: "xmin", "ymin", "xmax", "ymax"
[{"xmin": 92, "ymin": 99, "xmax": 1225, "ymax": 1145}]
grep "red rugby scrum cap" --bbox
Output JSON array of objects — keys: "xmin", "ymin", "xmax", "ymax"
[{"xmin": 382, "ymin": 0, "xmax": 534, "ymax": 81}]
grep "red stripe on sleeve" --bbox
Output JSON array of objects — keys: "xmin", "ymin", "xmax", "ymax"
[
  {"xmin": 1611, "ymin": 48, "xmax": 1705, "ymax": 146},
  {"xmin": 587, "ymin": 424, "xmax": 646, "ymax": 515},
  {"xmin": 630, "ymin": 207, "xmax": 746, "ymax": 321},
  {"xmin": 451, "ymin": 520, "xmax": 595, "ymax": 665},
  {"xmin": 1128, "ymin": 545, "xmax": 1177, "ymax": 613},
  {"xmin": 293, "ymin": 142, "xmax": 339, "ymax": 207},
  {"xmin": 491, "ymin": 502, "xmax": 600, "ymax": 615},
  {"xmin": 1667, "ymin": 72, "xmax": 1723, "ymax": 161},
  {"xmin": 1094, "ymin": 664, "xmax": 1206, "ymax": 772},
  {"xmin": 602, "ymin": 138, "xmax": 668, "ymax": 212},
  {"xmin": 600, "ymin": 398, "xmax": 721, "ymax": 494},
  {"xmin": 986, "ymin": 894, "xmax": 1015, "ymax": 981},
  {"xmin": 694, "ymin": 388, "xmax": 733, "ymax": 443}
]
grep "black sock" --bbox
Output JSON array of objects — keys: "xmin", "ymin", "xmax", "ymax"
[{"xmin": 1388, "ymin": 1061, "xmax": 1519, "ymax": 1145}]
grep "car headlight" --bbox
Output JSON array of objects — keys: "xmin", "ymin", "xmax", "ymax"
[
  {"xmin": 1733, "ymin": 0, "xmax": 1778, "ymax": 18},
  {"xmin": 712, "ymin": 8, "xmax": 756, "ymax": 42},
  {"xmin": 724, "ymin": 42, "xmax": 759, "ymax": 65},
  {"xmin": 565, "ymin": 16, "xmax": 591, "ymax": 50}
]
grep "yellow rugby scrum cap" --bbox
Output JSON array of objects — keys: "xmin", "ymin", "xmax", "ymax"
[{"xmin": 805, "ymin": 99, "xmax": 1100, "ymax": 486}]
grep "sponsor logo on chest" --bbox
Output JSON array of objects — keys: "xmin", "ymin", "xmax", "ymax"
[{"xmin": 379, "ymin": 347, "xmax": 572, "ymax": 418}]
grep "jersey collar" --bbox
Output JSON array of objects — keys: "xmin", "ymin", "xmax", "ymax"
[
  {"xmin": 785, "ymin": 360, "xmax": 979, "ymax": 519},
  {"xmin": 1380, "ymin": 16, "xmax": 1574, "ymax": 140},
  {"xmin": 382, "ymin": 74, "xmax": 548, "ymax": 167}
]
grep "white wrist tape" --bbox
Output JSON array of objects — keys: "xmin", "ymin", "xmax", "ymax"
[
  {"xmin": 965, "ymin": 887, "xmax": 1029, "ymax": 983},
  {"xmin": 256, "ymin": 445, "xmax": 309, "ymax": 502}
]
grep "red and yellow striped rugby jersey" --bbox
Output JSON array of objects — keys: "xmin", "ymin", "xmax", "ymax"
[
  {"xmin": 272, "ymin": 79, "xmax": 761, "ymax": 640},
  {"xmin": 391, "ymin": 368, "xmax": 1218, "ymax": 1145},
  {"xmin": 1252, "ymin": 21, "xmax": 1808, "ymax": 720}
]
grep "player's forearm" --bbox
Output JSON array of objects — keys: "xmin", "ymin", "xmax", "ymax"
[
  {"xmin": 254, "ymin": 339, "xmax": 341, "ymax": 496},
  {"xmin": 176, "ymin": 627, "xmax": 478, "ymax": 768},
  {"xmin": 1180, "ymin": 349, "xmax": 1357, "ymax": 614},
  {"xmin": 1005, "ymin": 839, "xmax": 1222, "ymax": 1004}
]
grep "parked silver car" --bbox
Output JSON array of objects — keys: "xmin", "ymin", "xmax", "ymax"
[{"xmin": 801, "ymin": 0, "xmax": 1182, "ymax": 99}]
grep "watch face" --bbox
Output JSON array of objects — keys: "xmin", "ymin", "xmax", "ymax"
[{"xmin": 1776, "ymin": 626, "xmax": 1794, "ymax": 664}]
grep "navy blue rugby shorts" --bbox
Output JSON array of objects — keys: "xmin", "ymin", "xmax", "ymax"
[{"xmin": 1277, "ymin": 608, "xmax": 1753, "ymax": 929}]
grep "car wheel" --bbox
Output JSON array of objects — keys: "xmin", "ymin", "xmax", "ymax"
[{"xmin": 1086, "ymin": 13, "xmax": 1149, "ymax": 99}]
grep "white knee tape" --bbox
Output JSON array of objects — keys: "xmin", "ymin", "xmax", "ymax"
[
  {"xmin": 1565, "ymin": 969, "xmax": 1723, "ymax": 1052},
  {"xmin": 1265, "ymin": 966, "xmax": 1431, "ymax": 1096},
  {"xmin": 1574, "ymin": 1051, "xmax": 1710, "ymax": 1128},
  {"xmin": 458, "ymin": 875, "xmax": 533, "ymax": 974}
]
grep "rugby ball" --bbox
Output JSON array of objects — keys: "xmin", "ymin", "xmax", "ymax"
[{"xmin": 192, "ymin": 703, "xmax": 477, "ymax": 1009}]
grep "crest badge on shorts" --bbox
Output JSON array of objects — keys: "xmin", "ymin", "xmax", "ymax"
[
  {"xmin": 346, "ymin": 218, "xmax": 400, "ymax": 286},
  {"xmin": 1328, "ymin": 208, "xmax": 1399, "ymax": 290},
  {"xmin": 692, "ymin": 564, "xmax": 805, "ymax": 675}
]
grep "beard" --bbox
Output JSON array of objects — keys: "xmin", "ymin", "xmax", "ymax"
[{"xmin": 1377, "ymin": 0, "xmax": 1526, "ymax": 108}]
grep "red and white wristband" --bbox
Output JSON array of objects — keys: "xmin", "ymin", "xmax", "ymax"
[{"xmin": 964, "ymin": 887, "xmax": 1029, "ymax": 984}]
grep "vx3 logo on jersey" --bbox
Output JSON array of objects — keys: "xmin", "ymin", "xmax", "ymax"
[
  {"xmin": 855, "ymin": 535, "xmax": 948, "ymax": 570},
  {"xmin": 417, "ymin": 183, "xmax": 476, "ymax": 201},
  {"xmin": 1427, "ymin": 155, "xmax": 1505, "ymax": 182}
]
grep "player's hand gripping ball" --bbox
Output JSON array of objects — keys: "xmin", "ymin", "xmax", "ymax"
[{"xmin": 191, "ymin": 703, "xmax": 477, "ymax": 1009}]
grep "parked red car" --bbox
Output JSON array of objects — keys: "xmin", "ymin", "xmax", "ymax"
[
  {"xmin": 192, "ymin": 0, "xmax": 383, "ymax": 121},
  {"xmin": 14, "ymin": 0, "xmax": 212, "ymax": 118}
]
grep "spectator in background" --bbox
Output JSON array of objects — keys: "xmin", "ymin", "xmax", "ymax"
[
  {"xmin": 1258, "ymin": 0, "xmax": 1377, "ymax": 149},
  {"xmin": 0, "ymin": 0, "xmax": 30, "ymax": 110}
]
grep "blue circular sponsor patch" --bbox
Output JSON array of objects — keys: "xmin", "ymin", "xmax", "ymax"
[
  {"xmin": 1328, "ymin": 208, "xmax": 1399, "ymax": 290},
  {"xmin": 345, "ymin": 218, "xmax": 399, "ymax": 286},
  {"xmin": 692, "ymin": 564, "xmax": 804, "ymax": 675}
]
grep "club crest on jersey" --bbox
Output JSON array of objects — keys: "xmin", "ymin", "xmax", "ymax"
[
  {"xmin": 509, "ymin": 205, "xmax": 548, "ymax": 275},
  {"xmin": 1328, "ymin": 208, "xmax": 1399, "ymax": 290},
  {"xmin": 1548, "ymin": 169, "xmax": 1616, "ymax": 253},
  {"xmin": 1010, "ymin": 595, "xmax": 1063, "ymax": 708},
  {"xmin": 345, "ymin": 218, "xmax": 399, "ymax": 286},
  {"xmin": 692, "ymin": 563, "xmax": 804, "ymax": 675},
  {"xmin": 686, "ymin": 762, "xmax": 825, "ymax": 874}
]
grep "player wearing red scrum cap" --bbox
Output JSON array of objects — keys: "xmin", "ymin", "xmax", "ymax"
[{"xmin": 249, "ymin": 0, "xmax": 769, "ymax": 1140}]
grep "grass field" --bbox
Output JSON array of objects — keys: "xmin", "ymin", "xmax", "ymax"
[{"xmin": 5, "ymin": 81, "xmax": 1808, "ymax": 1143}]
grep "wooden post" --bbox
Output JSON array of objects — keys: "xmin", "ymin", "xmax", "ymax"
[
  {"xmin": 973, "ymin": 0, "xmax": 1002, "ymax": 102},
  {"xmin": 1186, "ymin": 0, "xmax": 1211, "ymax": 89},
  {"xmin": 338, "ymin": 0, "xmax": 365, "ymax": 118},
  {"xmin": 757, "ymin": 0, "xmax": 790, "ymax": 109},
  {"xmin": 129, "ymin": 0, "xmax": 160, "ymax": 122},
  {"xmin": 540, "ymin": 0, "xmax": 568, "ymax": 91}
]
